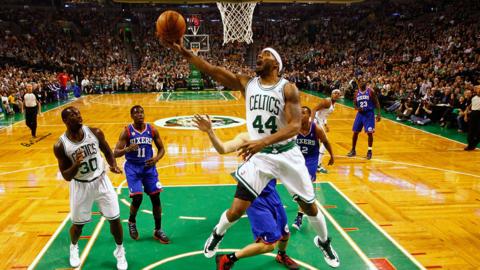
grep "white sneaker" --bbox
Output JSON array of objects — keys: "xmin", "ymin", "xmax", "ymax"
[
  {"xmin": 69, "ymin": 243, "xmax": 80, "ymax": 268},
  {"xmin": 113, "ymin": 246, "xmax": 128, "ymax": 270},
  {"xmin": 203, "ymin": 227, "xmax": 224, "ymax": 258},
  {"xmin": 314, "ymin": 236, "xmax": 340, "ymax": 268}
]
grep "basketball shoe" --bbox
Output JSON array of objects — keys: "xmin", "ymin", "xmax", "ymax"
[
  {"xmin": 128, "ymin": 222, "xmax": 139, "ymax": 240},
  {"xmin": 347, "ymin": 149, "xmax": 356, "ymax": 157},
  {"xmin": 292, "ymin": 215, "xmax": 303, "ymax": 231},
  {"xmin": 215, "ymin": 254, "xmax": 235, "ymax": 270},
  {"xmin": 366, "ymin": 150, "xmax": 372, "ymax": 160},
  {"xmin": 69, "ymin": 243, "xmax": 80, "ymax": 268},
  {"xmin": 154, "ymin": 229, "xmax": 170, "ymax": 244},
  {"xmin": 113, "ymin": 245, "xmax": 128, "ymax": 270},
  {"xmin": 275, "ymin": 253, "xmax": 300, "ymax": 269},
  {"xmin": 314, "ymin": 236, "xmax": 340, "ymax": 268},
  {"xmin": 204, "ymin": 227, "xmax": 224, "ymax": 258}
]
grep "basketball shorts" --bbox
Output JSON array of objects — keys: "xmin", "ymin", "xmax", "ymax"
[
  {"xmin": 233, "ymin": 145, "xmax": 315, "ymax": 203},
  {"xmin": 353, "ymin": 111, "xmax": 375, "ymax": 133},
  {"xmin": 247, "ymin": 191, "xmax": 289, "ymax": 244},
  {"xmin": 69, "ymin": 173, "xmax": 120, "ymax": 224},
  {"xmin": 305, "ymin": 156, "xmax": 319, "ymax": 182},
  {"xmin": 124, "ymin": 161, "xmax": 162, "ymax": 197}
]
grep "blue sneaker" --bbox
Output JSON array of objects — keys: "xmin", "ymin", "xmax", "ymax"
[
  {"xmin": 292, "ymin": 215, "xmax": 303, "ymax": 231},
  {"xmin": 366, "ymin": 150, "xmax": 372, "ymax": 160}
]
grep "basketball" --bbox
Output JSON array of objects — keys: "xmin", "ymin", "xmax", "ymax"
[{"xmin": 156, "ymin": 10, "xmax": 186, "ymax": 42}]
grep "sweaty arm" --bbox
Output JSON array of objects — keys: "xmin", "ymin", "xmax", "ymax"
[
  {"xmin": 149, "ymin": 127, "xmax": 165, "ymax": 163},
  {"xmin": 261, "ymin": 82, "xmax": 302, "ymax": 146},
  {"xmin": 91, "ymin": 127, "xmax": 120, "ymax": 172},
  {"xmin": 114, "ymin": 128, "xmax": 137, "ymax": 158},
  {"xmin": 311, "ymin": 98, "xmax": 331, "ymax": 121},
  {"xmin": 53, "ymin": 141, "xmax": 81, "ymax": 181},
  {"xmin": 174, "ymin": 43, "xmax": 250, "ymax": 93}
]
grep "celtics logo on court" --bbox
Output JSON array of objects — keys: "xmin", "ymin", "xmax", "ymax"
[{"xmin": 154, "ymin": 115, "xmax": 246, "ymax": 130}]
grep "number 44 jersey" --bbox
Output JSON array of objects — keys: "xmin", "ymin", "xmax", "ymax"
[
  {"xmin": 246, "ymin": 77, "xmax": 294, "ymax": 145},
  {"xmin": 59, "ymin": 126, "xmax": 105, "ymax": 181}
]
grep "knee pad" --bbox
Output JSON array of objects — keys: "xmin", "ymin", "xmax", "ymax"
[
  {"xmin": 131, "ymin": 194, "xmax": 143, "ymax": 209},
  {"xmin": 149, "ymin": 193, "xmax": 161, "ymax": 207}
]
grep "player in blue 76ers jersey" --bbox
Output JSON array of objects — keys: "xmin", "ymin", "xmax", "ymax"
[
  {"xmin": 293, "ymin": 106, "xmax": 334, "ymax": 230},
  {"xmin": 114, "ymin": 105, "xmax": 170, "ymax": 244},
  {"xmin": 347, "ymin": 82, "xmax": 381, "ymax": 160}
]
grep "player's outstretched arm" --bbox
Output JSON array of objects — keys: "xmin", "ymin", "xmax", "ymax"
[
  {"xmin": 315, "ymin": 124, "xmax": 334, "ymax": 165},
  {"xmin": 165, "ymin": 38, "xmax": 250, "ymax": 93},
  {"xmin": 53, "ymin": 141, "xmax": 82, "ymax": 181},
  {"xmin": 90, "ymin": 127, "xmax": 122, "ymax": 174},
  {"xmin": 113, "ymin": 128, "xmax": 138, "ymax": 158},
  {"xmin": 193, "ymin": 114, "xmax": 247, "ymax": 154},
  {"xmin": 146, "ymin": 126, "xmax": 165, "ymax": 167},
  {"xmin": 311, "ymin": 98, "xmax": 331, "ymax": 121},
  {"xmin": 238, "ymin": 83, "xmax": 302, "ymax": 159}
]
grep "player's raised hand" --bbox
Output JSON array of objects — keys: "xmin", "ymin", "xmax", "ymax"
[
  {"xmin": 110, "ymin": 165, "xmax": 123, "ymax": 174},
  {"xmin": 238, "ymin": 139, "xmax": 267, "ymax": 161},
  {"xmin": 193, "ymin": 114, "xmax": 212, "ymax": 132}
]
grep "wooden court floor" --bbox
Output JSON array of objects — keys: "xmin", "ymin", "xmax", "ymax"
[{"xmin": 0, "ymin": 92, "xmax": 479, "ymax": 269}]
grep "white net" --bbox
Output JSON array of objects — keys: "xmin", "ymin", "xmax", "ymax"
[{"xmin": 216, "ymin": 2, "xmax": 257, "ymax": 44}]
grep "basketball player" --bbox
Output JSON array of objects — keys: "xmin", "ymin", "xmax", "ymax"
[
  {"xmin": 310, "ymin": 89, "xmax": 340, "ymax": 173},
  {"xmin": 347, "ymin": 82, "xmax": 381, "ymax": 160},
  {"xmin": 113, "ymin": 105, "xmax": 170, "ymax": 243},
  {"xmin": 293, "ymin": 106, "xmax": 334, "ymax": 230},
  {"xmin": 53, "ymin": 106, "xmax": 127, "ymax": 270},
  {"xmin": 193, "ymin": 114, "xmax": 299, "ymax": 270},
  {"xmin": 165, "ymin": 39, "xmax": 340, "ymax": 267}
]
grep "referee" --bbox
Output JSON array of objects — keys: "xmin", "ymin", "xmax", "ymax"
[
  {"xmin": 465, "ymin": 85, "xmax": 480, "ymax": 151},
  {"xmin": 23, "ymin": 84, "xmax": 41, "ymax": 138}
]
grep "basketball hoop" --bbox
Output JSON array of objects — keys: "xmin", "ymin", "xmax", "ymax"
[{"xmin": 216, "ymin": 2, "xmax": 257, "ymax": 44}]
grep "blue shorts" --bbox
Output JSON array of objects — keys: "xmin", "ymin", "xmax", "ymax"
[
  {"xmin": 124, "ymin": 161, "xmax": 162, "ymax": 196},
  {"xmin": 247, "ymin": 191, "xmax": 289, "ymax": 244},
  {"xmin": 305, "ymin": 157, "xmax": 318, "ymax": 182},
  {"xmin": 353, "ymin": 111, "xmax": 375, "ymax": 133}
]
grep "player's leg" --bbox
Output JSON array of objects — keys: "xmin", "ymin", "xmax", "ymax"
[
  {"xmin": 275, "ymin": 202, "xmax": 300, "ymax": 270},
  {"xmin": 278, "ymin": 149, "xmax": 340, "ymax": 267},
  {"xmin": 293, "ymin": 158, "xmax": 317, "ymax": 230},
  {"xmin": 96, "ymin": 175, "xmax": 127, "ymax": 270},
  {"xmin": 69, "ymin": 180, "xmax": 93, "ymax": 268},
  {"xmin": 317, "ymin": 122, "xmax": 328, "ymax": 173},
  {"xmin": 124, "ymin": 162, "xmax": 143, "ymax": 239},
  {"xmin": 143, "ymin": 165, "xmax": 169, "ymax": 243},
  {"xmin": 349, "ymin": 113, "xmax": 363, "ymax": 156},
  {"xmin": 216, "ymin": 202, "xmax": 278, "ymax": 269},
  {"xmin": 204, "ymin": 159, "xmax": 271, "ymax": 258},
  {"xmin": 365, "ymin": 112, "xmax": 376, "ymax": 159}
]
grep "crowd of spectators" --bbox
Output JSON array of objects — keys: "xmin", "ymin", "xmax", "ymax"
[{"xmin": 1, "ymin": 0, "xmax": 479, "ymax": 132}]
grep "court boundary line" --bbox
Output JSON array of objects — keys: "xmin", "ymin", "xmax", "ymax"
[
  {"xmin": 303, "ymin": 91, "xmax": 467, "ymax": 146},
  {"xmin": 27, "ymin": 213, "xmax": 71, "ymax": 270},
  {"xmin": 328, "ymin": 182, "xmax": 426, "ymax": 270},
  {"xmin": 78, "ymin": 217, "xmax": 106, "ymax": 270}
]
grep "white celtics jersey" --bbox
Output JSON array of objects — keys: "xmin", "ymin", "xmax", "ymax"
[
  {"xmin": 246, "ymin": 77, "xmax": 293, "ymax": 145},
  {"xmin": 315, "ymin": 98, "xmax": 335, "ymax": 123},
  {"xmin": 59, "ymin": 126, "xmax": 105, "ymax": 181}
]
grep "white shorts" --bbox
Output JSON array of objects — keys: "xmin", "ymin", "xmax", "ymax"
[
  {"xmin": 69, "ymin": 173, "xmax": 120, "ymax": 225},
  {"xmin": 233, "ymin": 145, "xmax": 315, "ymax": 203}
]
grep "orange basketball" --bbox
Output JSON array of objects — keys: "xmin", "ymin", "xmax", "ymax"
[{"xmin": 156, "ymin": 10, "xmax": 186, "ymax": 42}]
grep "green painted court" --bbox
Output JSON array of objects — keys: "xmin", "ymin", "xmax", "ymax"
[
  {"xmin": 30, "ymin": 183, "xmax": 423, "ymax": 270},
  {"xmin": 156, "ymin": 91, "xmax": 237, "ymax": 101}
]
